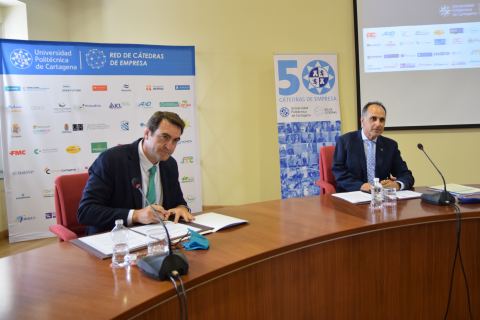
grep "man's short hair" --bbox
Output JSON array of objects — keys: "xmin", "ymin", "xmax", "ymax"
[
  {"xmin": 361, "ymin": 101, "xmax": 387, "ymax": 118},
  {"xmin": 146, "ymin": 111, "xmax": 185, "ymax": 134}
]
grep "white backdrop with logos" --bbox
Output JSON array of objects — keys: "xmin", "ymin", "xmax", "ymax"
[
  {"xmin": 274, "ymin": 54, "xmax": 341, "ymax": 199},
  {"xmin": 0, "ymin": 39, "xmax": 202, "ymax": 242}
]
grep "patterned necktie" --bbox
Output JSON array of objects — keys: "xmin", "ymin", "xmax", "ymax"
[
  {"xmin": 146, "ymin": 166, "xmax": 157, "ymax": 204},
  {"xmin": 366, "ymin": 140, "xmax": 376, "ymax": 184}
]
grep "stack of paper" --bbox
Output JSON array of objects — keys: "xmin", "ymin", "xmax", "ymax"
[
  {"xmin": 429, "ymin": 184, "xmax": 480, "ymax": 196},
  {"xmin": 332, "ymin": 190, "xmax": 422, "ymax": 204}
]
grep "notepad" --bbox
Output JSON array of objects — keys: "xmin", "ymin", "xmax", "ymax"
[{"xmin": 192, "ymin": 212, "xmax": 248, "ymax": 232}]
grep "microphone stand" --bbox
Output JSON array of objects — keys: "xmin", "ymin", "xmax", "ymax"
[
  {"xmin": 132, "ymin": 178, "xmax": 189, "ymax": 280},
  {"xmin": 417, "ymin": 144, "xmax": 456, "ymax": 206}
]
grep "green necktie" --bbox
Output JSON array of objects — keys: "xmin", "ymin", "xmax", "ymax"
[{"xmin": 146, "ymin": 166, "xmax": 157, "ymax": 205}]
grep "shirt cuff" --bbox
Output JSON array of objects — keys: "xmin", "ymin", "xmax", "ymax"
[
  {"xmin": 397, "ymin": 181, "xmax": 405, "ymax": 190},
  {"xmin": 127, "ymin": 209, "xmax": 134, "ymax": 226}
]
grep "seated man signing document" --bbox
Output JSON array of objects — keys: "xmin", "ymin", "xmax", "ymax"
[
  {"xmin": 332, "ymin": 101, "xmax": 414, "ymax": 193},
  {"xmin": 78, "ymin": 111, "xmax": 194, "ymax": 235}
]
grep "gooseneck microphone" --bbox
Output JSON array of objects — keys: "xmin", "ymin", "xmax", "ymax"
[
  {"xmin": 417, "ymin": 143, "xmax": 456, "ymax": 205},
  {"xmin": 131, "ymin": 177, "xmax": 189, "ymax": 280}
]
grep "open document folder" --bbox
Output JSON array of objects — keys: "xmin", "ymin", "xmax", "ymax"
[
  {"xmin": 332, "ymin": 190, "xmax": 422, "ymax": 204},
  {"xmin": 71, "ymin": 212, "xmax": 247, "ymax": 259}
]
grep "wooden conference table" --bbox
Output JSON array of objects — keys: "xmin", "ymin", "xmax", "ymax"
[{"xmin": 1, "ymin": 193, "xmax": 479, "ymax": 319}]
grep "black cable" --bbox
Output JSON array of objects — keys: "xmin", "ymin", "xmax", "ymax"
[
  {"xmin": 443, "ymin": 204, "xmax": 473, "ymax": 320},
  {"xmin": 170, "ymin": 270, "xmax": 188, "ymax": 320},
  {"xmin": 175, "ymin": 271, "xmax": 188, "ymax": 320}
]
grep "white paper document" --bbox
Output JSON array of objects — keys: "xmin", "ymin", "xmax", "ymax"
[{"xmin": 332, "ymin": 190, "xmax": 422, "ymax": 204}]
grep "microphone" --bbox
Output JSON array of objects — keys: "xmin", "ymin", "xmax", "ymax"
[
  {"xmin": 417, "ymin": 143, "xmax": 456, "ymax": 206},
  {"xmin": 131, "ymin": 177, "xmax": 189, "ymax": 280}
]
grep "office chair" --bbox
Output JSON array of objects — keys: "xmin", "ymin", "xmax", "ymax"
[
  {"xmin": 316, "ymin": 145, "xmax": 337, "ymax": 194},
  {"xmin": 49, "ymin": 172, "xmax": 89, "ymax": 241}
]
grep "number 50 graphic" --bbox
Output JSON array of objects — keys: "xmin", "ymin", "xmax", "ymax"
[{"xmin": 277, "ymin": 59, "xmax": 335, "ymax": 96}]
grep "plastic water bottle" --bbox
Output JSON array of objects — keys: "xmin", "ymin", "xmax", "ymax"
[
  {"xmin": 370, "ymin": 177, "xmax": 384, "ymax": 210},
  {"xmin": 111, "ymin": 219, "xmax": 129, "ymax": 268}
]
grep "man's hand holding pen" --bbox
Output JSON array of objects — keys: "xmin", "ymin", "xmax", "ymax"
[{"xmin": 132, "ymin": 204, "xmax": 194, "ymax": 224}]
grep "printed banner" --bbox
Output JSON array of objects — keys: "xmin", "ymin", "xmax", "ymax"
[
  {"xmin": 274, "ymin": 54, "xmax": 341, "ymax": 199},
  {"xmin": 1, "ymin": 39, "xmax": 202, "ymax": 242}
]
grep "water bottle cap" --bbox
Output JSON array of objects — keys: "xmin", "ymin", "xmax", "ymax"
[{"xmin": 374, "ymin": 177, "xmax": 379, "ymax": 182}]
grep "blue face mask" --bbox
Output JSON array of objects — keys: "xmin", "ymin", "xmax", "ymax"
[{"xmin": 182, "ymin": 229, "xmax": 209, "ymax": 251}]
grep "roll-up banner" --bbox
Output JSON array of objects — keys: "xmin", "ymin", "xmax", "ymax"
[
  {"xmin": 0, "ymin": 39, "xmax": 202, "ymax": 242},
  {"xmin": 274, "ymin": 54, "xmax": 341, "ymax": 199}
]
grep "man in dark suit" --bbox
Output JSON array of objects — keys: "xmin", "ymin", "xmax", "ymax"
[
  {"xmin": 78, "ymin": 111, "xmax": 194, "ymax": 234},
  {"xmin": 332, "ymin": 102, "xmax": 414, "ymax": 192}
]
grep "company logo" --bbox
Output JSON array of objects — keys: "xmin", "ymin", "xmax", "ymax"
[
  {"xmin": 7, "ymin": 104, "xmax": 22, "ymax": 112},
  {"xmin": 12, "ymin": 169, "xmax": 34, "ymax": 176},
  {"xmin": 30, "ymin": 105, "xmax": 46, "ymax": 111},
  {"xmin": 137, "ymin": 101, "xmax": 152, "ymax": 108},
  {"xmin": 121, "ymin": 84, "xmax": 132, "ymax": 92},
  {"xmin": 87, "ymin": 123, "xmax": 110, "ymax": 130},
  {"xmin": 366, "ymin": 32, "xmax": 377, "ymax": 38},
  {"xmin": 9, "ymin": 149, "xmax": 26, "ymax": 156},
  {"xmin": 91, "ymin": 142, "xmax": 108, "ymax": 153},
  {"xmin": 54, "ymin": 103, "xmax": 72, "ymax": 113},
  {"xmin": 45, "ymin": 167, "xmax": 80, "ymax": 175},
  {"xmin": 16, "ymin": 215, "xmax": 36, "ymax": 223},
  {"xmin": 120, "ymin": 121, "xmax": 129, "ymax": 131},
  {"xmin": 175, "ymin": 85, "xmax": 190, "ymax": 91},
  {"xmin": 32, "ymin": 125, "xmax": 51, "ymax": 134},
  {"xmin": 177, "ymin": 139, "xmax": 192, "ymax": 145},
  {"xmin": 42, "ymin": 189, "xmax": 55, "ymax": 198},
  {"xmin": 34, "ymin": 147, "xmax": 58, "ymax": 155},
  {"xmin": 4, "ymin": 86, "xmax": 21, "ymax": 91},
  {"xmin": 92, "ymin": 85, "xmax": 108, "ymax": 91},
  {"xmin": 66, "ymin": 145, "xmax": 81, "ymax": 154},
  {"xmin": 452, "ymin": 37, "xmax": 464, "ymax": 44},
  {"xmin": 80, "ymin": 103, "xmax": 102, "ymax": 109},
  {"xmin": 62, "ymin": 123, "xmax": 71, "ymax": 133},
  {"xmin": 10, "ymin": 48, "xmax": 33, "ymax": 69},
  {"xmin": 185, "ymin": 195, "xmax": 196, "ymax": 203},
  {"xmin": 382, "ymin": 31, "xmax": 395, "ymax": 37},
  {"xmin": 73, "ymin": 123, "xmax": 84, "ymax": 131},
  {"xmin": 417, "ymin": 52, "xmax": 433, "ymax": 57},
  {"xmin": 85, "ymin": 49, "xmax": 106, "ymax": 69},
  {"xmin": 434, "ymin": 39, "xmax": 446, "ymax": 45},
  {"xmin": 44, "ymin": 212, "xmax": 56, "ymax": 219},
  {"xmin": 62, "ymin": 85, "xmax": 81, "ymax": 92},
  {"xmin": 279, "ymin": 107, "xmax": 290, "ymax": 117},
  {"xmin": 15, "ymin": 193, "xmax": 31, "ymax": 200},
  {"xmin": 439, "ymin": 5, "xmax": 451, "ymax": 16},
  {"xmin": 179, "ymin": 100, "xmax": 192, "ymax": 108},
  {"xmin": 449, "ymin": 28, "xmax": 463, "ymax": 34},
  {"xmin": 159, "ymin": 101, "xmax": 179, "ymax": 108},
  {"xmin": 146, "ymin": 84, "xmax": 164, "ymax": 91},
  {"xmin": 181, "ymin": 176, "xmax": 194, "ymax": 183},
  {"xmin": 301, "ymin": 60, "xmax": 336, "ymax": 95},
  {"xmin": 415, "ymin": 30, "xmax": 429, "ymax": 36},
  {"xmin": 23, "ymin": 86, "xmax": 49, "ymax": 92},
  {"xmin": 11, "ymin": 123, "xmax": 21, "ymax": 136},
  {"xmin": 109, "ymin": 102, "xmax": 123, "ymax": 109},
  {"xmin": 181, "ymin": 156, "xmax": 194, "ymax": 164},
  {"xmin": 433, "ymin": 29, "xmax": 445, "ymax": 36}
]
